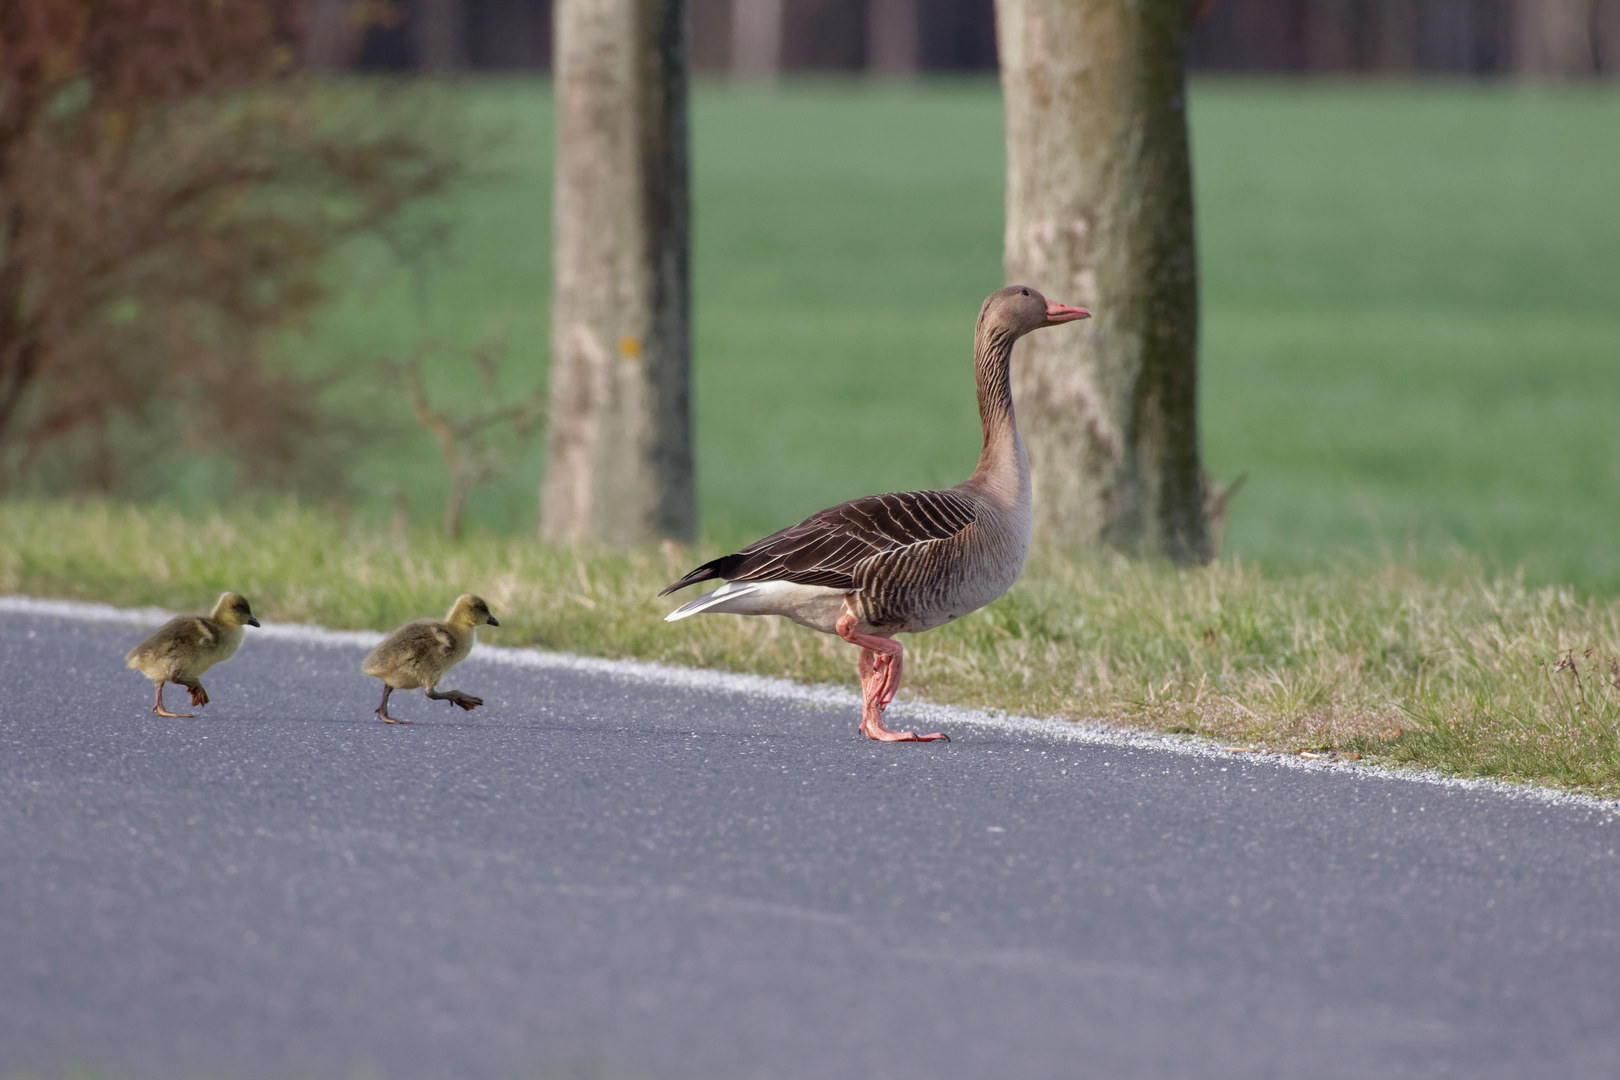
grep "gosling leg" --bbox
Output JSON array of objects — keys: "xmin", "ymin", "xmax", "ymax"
[
  {"xmin": 375, "ymin": 685, "xmax": 412, "ymax": 724},
  {"xmin": 835, "ymin": 614, "xmax": 948, "ymax": 743},
  {"xmin": 426, "ymin": 687, "xmax": 483, "ymax": 712},
  {"xmin": 152, "ymin": 681, "xmax": 195, "ymax": 719}
]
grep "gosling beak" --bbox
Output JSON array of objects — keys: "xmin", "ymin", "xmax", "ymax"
[
  {"xmin": 247, "ymin": 617, "xmax": 261, "ymax": 628},
  {"xmin": 485, "ymin": 616, "xmax": 500, "ymax": 627},
  {"xmin": 1044, "ymin": 301, "xmax": 1092, "ymax": 325}
]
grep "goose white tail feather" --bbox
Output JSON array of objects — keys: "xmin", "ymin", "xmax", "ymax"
[
  {"xmin": 662, "ymin": 579, "xmax": 849, "ymax": 633},
  {"xmin": 664, "ymin": 581, "xmax": 763, "ymax": 622}
]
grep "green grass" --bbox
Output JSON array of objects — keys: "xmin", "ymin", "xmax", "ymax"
[
  {"xmin": 293, "ymin": 78, "xmax": 1620, "ymax": 590},
  {"xmin": 8, "ymin": 498, "xmax": 1620, "ymax": 795}
]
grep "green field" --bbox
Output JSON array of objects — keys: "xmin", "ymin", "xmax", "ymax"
[{"xmin": 297, "ymin": 78, "xmax": 1620, "ymax": 591}]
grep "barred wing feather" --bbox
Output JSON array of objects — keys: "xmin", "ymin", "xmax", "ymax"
[{"xmin": 660, "ymin": 489, "xmax": 978, "ymax": 595}]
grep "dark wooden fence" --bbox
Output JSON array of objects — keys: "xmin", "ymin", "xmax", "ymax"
[{"xmin": 328, "ymin": 0, "xmax": 1620, "ymax": 78}]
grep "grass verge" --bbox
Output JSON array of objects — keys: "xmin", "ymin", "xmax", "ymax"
[{"xmin": 5, "ymin": 498, "xmax": 1620, "ymax": 795}]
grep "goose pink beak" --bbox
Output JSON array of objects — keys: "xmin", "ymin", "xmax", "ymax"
[{"xmin": 1044, "ymin": 302, "xmax": 1091, "ymax": 325}]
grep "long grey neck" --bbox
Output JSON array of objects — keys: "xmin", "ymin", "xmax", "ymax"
[{"xmin": 966, "ymin": 321, "xmax": 1029, "ymax": 508}]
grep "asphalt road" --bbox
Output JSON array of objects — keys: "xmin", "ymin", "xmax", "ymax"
[{"xmin": 2, "ymin": 601, "xmax": 1619, "ymax": 1080}]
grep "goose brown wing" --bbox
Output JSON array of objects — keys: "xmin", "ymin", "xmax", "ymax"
[{"xmin": 660, "ymin": 489, "xmax": 977, "ymax": 594}]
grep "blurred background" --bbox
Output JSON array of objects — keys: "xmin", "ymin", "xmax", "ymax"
[
  {"xmin": 338, "ymin": 0, "xmax": 1620, "ymax": 78},
  {"xmin": 3, "ymin": 0, "xmax": 1617, "ymax": 588}
]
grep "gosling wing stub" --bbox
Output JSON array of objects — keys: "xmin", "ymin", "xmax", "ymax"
[
  {"xmin": 362, "ymin": 621, "xmax": 459, "ymax": 676},
  {"xmin": 126, "ymin": 616, "xmax": 220, "ymax": 670}
]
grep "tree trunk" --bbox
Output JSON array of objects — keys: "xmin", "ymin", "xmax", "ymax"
[
  {"xmin": 866, "ymin": 0, "xmax": 919, "ymax": 74},
  {"xmin": 996, "ymin": 0, "xmax": 1209, "ymax": 563},
  {"xmin": 731, "ymin": 0, "xmax": 785, "ymax": 79},
  {"xmin": 1514, "ymin": 0, "xmax": 1597, "ymax": 77},
  {"xmin": 541, "ymin": 0, "xmax": 695, "ymax": 545}
]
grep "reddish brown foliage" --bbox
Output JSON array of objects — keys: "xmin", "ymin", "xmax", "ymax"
[{"xmin": 0, "ymin": 0, "xmax": 456, "ymax": 492}]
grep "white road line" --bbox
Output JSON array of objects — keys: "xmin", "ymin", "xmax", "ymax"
[{"xmin": 4, "ymin": 593, "xmax": 1615, "ymax": 813}]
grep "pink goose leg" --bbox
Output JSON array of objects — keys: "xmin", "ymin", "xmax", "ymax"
[{"xmin": 836, "ymin": 614, "xmax": 949, "ymax": 742}]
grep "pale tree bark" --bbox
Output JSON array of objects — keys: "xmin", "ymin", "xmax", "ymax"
[
  {"xmin": 1514, "ymin": 0, "xmax": 1598, "ymax": 77},
  {"xmin": 542, "ymin": 0, "xmax": 695, "ymax": 545},
  {"xmin": 866, "ymin": 0, "xmax": 919, "ymax": 74},
  {"xmin": 731, "ymin": 0, "xmax": 785, "ymax": 80},
  {"xmin": 996, "ymin": 0, "xmax": 1208, "ymax": 563}
]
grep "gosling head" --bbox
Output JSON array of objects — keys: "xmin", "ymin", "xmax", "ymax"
[
  {"xmin": 212, "ymin": 592, "xmax": 261, "ymax": 628},
  {"xmin": 447, "ymin": 594, "xmax": 499, "ymax": 630},
  {"xmin": 979, "ymin": 285, "xmax": 1091, "ymax": 341}
]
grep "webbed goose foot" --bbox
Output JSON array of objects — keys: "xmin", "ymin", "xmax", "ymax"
[{"xmin": 839, "ymin": 615, "xmax": 950, "ymax": 743}]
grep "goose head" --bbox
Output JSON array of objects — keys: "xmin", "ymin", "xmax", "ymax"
[
  {"xmin": 212, "ymin": 592, "xmax": 260, "ymax": 628},
  {"xmin": 446, "ymin": 594, "xmax": 500, "ymax": 629},
  {"xmin": 980, "ymin": 285, "xmax": 1091, "ymax": 340}
]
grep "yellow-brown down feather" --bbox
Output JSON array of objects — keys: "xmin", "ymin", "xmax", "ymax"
[
  {"xmin": 125, "ymin": 592, "xmax": 257, "ymax": 684},
  {"xmin": 362, "ymin": 594, "xmax": 495, "ymax": 691}
]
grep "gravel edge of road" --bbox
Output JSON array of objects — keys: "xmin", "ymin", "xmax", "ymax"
[{"xmin": 6, "ymin": 592, "xmax": 1615, "ymax": 815}]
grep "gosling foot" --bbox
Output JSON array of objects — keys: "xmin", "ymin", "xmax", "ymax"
[
  {"xmin": 429, "ymin": 690, "xmax": 483, "ymax": 712},
  {"xmin": 152, "ymin": 684, "xmax": 196, "ymax": 719},
  {"xmin": 373, "ymin": 686, "xmax": 413, "ymax": 724}
]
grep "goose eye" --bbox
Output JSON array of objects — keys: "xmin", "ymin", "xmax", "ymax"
[{"xmin": 1021, "ymin": 288, "xmax": 1029, "ymax": 296}]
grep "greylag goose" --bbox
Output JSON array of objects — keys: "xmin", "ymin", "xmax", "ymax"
[
  {"xmin": 661, "ymin": 286, "xmax": 1090, "ymax": 741},
  {"xmin": 362, "ymin": 594, "xmax": 499, "ymax": 723},
  {"xmin": 126, "ymin": 592, "xmax": 260, "ymax": 718}
]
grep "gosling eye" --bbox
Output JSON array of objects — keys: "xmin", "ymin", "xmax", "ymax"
[{"xmin": 1020, "ymin": 288, "xmax": 1029, "ymax": 296}]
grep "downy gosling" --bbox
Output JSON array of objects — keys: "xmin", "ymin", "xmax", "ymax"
[
  {"xmin": 362, "ymin": 594, "xmax": 499, "ymax": 724},
  {"xmin": 126, "ymin": 592, "xmax": 260, "ymax": 718}
]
